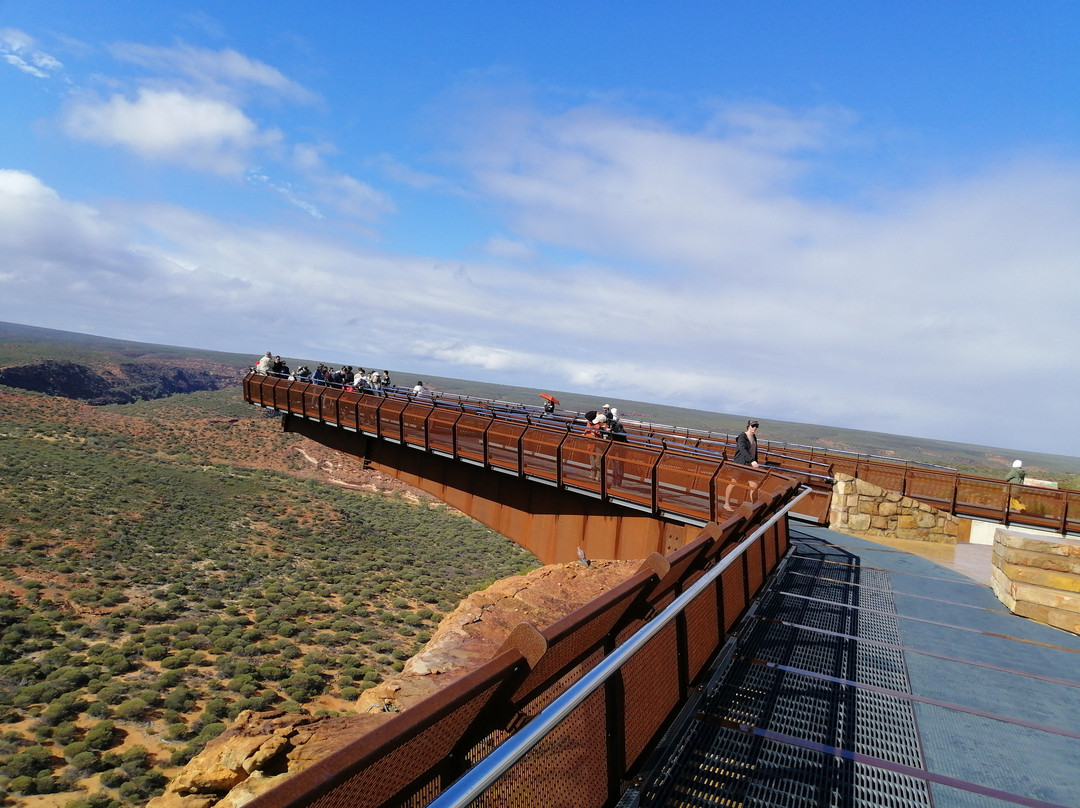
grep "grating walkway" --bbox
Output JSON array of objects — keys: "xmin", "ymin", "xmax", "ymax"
[{"xmin": 620, "ymin": 524, "xmax": 1080, "ymax": 808}]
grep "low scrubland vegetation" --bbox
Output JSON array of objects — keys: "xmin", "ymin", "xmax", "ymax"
[{"xmin": 0, "ymin": 385, "xmax": 539, "ymax": 807}]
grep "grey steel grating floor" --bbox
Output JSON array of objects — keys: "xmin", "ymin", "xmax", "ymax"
[{"xmin": 623, "ymin": 535, "xmax": 933, "ymax": 808}]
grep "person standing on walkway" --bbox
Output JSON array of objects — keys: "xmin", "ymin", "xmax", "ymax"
[
  {"xmin": 1006, "ymin": 459, "xmax": 1026, "ymax": 485},
  {"xmin": 1006, "ymin": 459, "xmax": 1027, "ymax": 511},
  {"xmin": 734, "ymin": 419, "xmax": 761, "ymax": 467},
  {"xmin": 723, "ymin": 419, "xmax": 761, "ymax": 511}
]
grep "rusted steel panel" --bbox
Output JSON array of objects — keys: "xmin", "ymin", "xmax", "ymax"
[
  {"xmin": 620, "ymin": 620, "xmax": 681, "ymax": 769},
  {"xmin": 487, "ymin": 421, "xmax": 527, "ymax": 473},
  {"xmin": 426, "ymin": 408, "xmax": 458, "ymax": 454},
  {"xmin": 655, "ymin": 453, "xmax": 720, "ymax": 522},
  {"xmin": 286, "ymin": 380, "xmax": 307, "ymax": 414},
  {"xmin": 904, "ymin": 468, "xmax": 955, "ymax": 507},
  {"xmin": 335, "ymin": 389, "xmax": 362, "ymax": 431},
  {"xmin": 401, "ymin": 401, "xmax": 434, "ymax": 448},
  {"xmin": 1009, "ymin": 487, "xmax": 1068, "ymax": 530},
  {"xmin": 302, "ymin": 385, "xmax": 326, "ymax": 420},
  {"xmin": 606, "ymin": 444, "xmax": 660, "ymax": 509},
  {"xmin": 560, "ymin": 434, "xmax": 605, "ymax": 494},
  {"xmin": 454, "ymin": 413, "xmax": 489, "ymax": 463},
  {"xmin": 955, "ymin": 476, "xmax": 1007, "ymax": 520},
  {"xmin": 520, "ymin": 427, "xmax": 563, "ymax": 482},
  {"xmin": 355, "ymin": 396, "xmax": 381, "ymax": 435},
  {"xmin": 857, "ymin": 461, "xmax": 905, "ymax": 492},
  {"xmin": 377, "ymin": 397, "xmax": 408, "ymax": 441}
]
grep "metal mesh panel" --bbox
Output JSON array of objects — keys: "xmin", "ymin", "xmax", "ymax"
[
  {"xmin": 302, "ymin": 673, "xmax": 510, "ymax": 808},
  {"xmin": 303, "ymin": 387, "xmax": 324, "ymax": 419},
  {"xmin": 954, "ymin": 478, "xmax": 1006, "ymax": 519},
  {"xmin": 377, "ymin": 398, "xmax": 407, "ymax": 441},
  {"xmin": 744, "ymin": 540, "xmax": 765, "ymax": 594},
  {"xmin": 607, "ymin": 445, "xmax": 660, "ymax": 508},
  {"xmin": 520, "ymin": 427, "xmax": 561, "ymax": 481},
  {"xmin": 904, "ymin": 470, "xmax": 955, "ymax": 505},
  {"xmin": 720, "ymin": 561, "xmax": 749, "ymax": 633},
  {"xmin": 486, "ymin": 422, "xmax": 526, "ymax": 472},
  {"xmin": 859, "ymin": 465, "xmax": 905, "ymax": 492},
  {"xmin": 335, "ymin": 390, "xmax": 362, "ymax": 430},
  {"xmin": 471, "ymin": 685, "xmax": 611, "ymax": 808},
  {"xmin": 426, "ymin": 408, "xmax": 458, "ymax": 453},
  {"xmin": 682, "ymin": 582, "xmax": 721, "ymax": 683},
  {"xmin": 287, "ymin": 382, "xmax": 307, "ymax": 413},
  {"xmin": 655, "ymin": 454, "xmax": 718, "ymax": 520},
  {"xmin": 454, "ymin": 414, "xmax": 488, "ymax": 462},
  {"xmin": 560, "ymin": 435, "xmax": 604, "ymax": 492},
  {"xmin": 512, "ymin": 587, "xmax": 645, "ymax": 704},
  {"xmin": 621, "ymin": 621, "xmax": 682, "ymax": 769},
  {"xmin": 629, "ymin": 539, "xmax": 931, "ymax": 808}
]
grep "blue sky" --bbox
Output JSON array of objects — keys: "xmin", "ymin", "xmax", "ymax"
[{"xmin": 1, "ymin": 1, "xmax": 1078, "ymax": 458}]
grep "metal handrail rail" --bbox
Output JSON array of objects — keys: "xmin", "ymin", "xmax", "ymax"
[
  {"xmin": 425, "ymin": 485, "xmax": 812, "ymax": 808},
  {"xmin": 245, "ymin": 374, "xmax": 1078, "ymax": 534}
]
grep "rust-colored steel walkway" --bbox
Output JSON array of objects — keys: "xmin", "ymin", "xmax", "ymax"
[{"xmin": 244, "ymin": 373, "xmax": 814, "ymax": 564}]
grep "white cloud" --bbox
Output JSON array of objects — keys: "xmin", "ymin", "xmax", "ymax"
[
  {"xmin": 0, "ymin": 28, "xmax": 63, "ymax": 78},
  {"xmin": 480, "ymin": 235, "xmax": 535, "ymax": 261},
  {"xmin": 4, "ymin": 84, "xmax": 1080, "ymax": 457},
  {"xmin": 62, "ymin": 88, "xmax": 279, "ymax": 175},
  {"xmin": 109, "ymin": 42, "xmax": 316, "ymax": 104}
]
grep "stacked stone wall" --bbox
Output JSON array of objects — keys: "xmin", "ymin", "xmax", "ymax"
[
  {"xmin": 829, "ymin": 472, "xmax": 959, "ymax": 543},
  {"xmin": 991, "ymin": 528, "xmax": 1080, "ymax": 635}
]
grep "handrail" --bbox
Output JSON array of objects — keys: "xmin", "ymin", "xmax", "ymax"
[
  {"xmin": 244, "ymin": 373, "xmax": 1079, "ymax": 535},
  {"xmin": 246, "ymin": 373, "xmax": 773, "ymax": 525},
  {"xmin": 426, "ymin": 485, "xmax": 812, "ymax": 808}
]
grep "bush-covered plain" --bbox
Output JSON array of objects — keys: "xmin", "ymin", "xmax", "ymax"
[{"xmin": 0, "ymin": 387, "xmax": 539, "ymax": 807}]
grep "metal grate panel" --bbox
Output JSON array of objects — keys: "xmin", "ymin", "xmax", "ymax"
[{"xmin": 628, "ymin": 541, "xmax": 933, "ymax": 808}]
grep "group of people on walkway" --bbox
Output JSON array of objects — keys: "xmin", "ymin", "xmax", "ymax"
[
  {"xmin": 584, "ymin": 403, "xmax": 627, "ymax": 442},
  {"xmin": 252, "ymin": 352, "xmax": 391, "ymax": 391}
]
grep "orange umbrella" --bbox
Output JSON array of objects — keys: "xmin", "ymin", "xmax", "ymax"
[{"xmin": 539, "ymin": 393, "xmax": 560, "ymax": 405}]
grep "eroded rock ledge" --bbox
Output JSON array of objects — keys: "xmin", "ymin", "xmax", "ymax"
[{"xmin": 149, "ymin": 559, "xmax": 641, "ymax": 808}]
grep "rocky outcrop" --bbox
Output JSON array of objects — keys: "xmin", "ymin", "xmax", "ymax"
[
  {"xmin": 829, "ymin": 472, "xmax": 960, "ymax": 543},
  {"xmin": 148, "ymin": 559, "xmax": 641, "ymax": 808},
  {"xmin": 0, "ymin": 359, "xmax": 238, "ymax": 404}
]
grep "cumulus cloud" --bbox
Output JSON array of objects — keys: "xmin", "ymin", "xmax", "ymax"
[{"xmin": 62, "ymin": 88, "xmax": 280, "ymax": 174}]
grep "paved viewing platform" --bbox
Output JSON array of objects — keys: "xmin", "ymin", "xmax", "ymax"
[{"xmin": 621, "ymin": 524, "xmax": 1080, "ymax": 808}]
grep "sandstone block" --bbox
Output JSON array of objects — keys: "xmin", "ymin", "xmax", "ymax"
[
  {"xmin": 996, "ymin": 545, "xmax": 1080, "ymax": 576},
  {"xmin": 1012, "ymin": 601, "xmax": 1080, "ymax": 635},
  {"xmin": 997, "ymin": 530, "xmax": 1080, "ymax": 559},
  {"xmin": 1005, "ymin": 570, "xmax": 1080, "ymax": 601},
  {"xmin": 849, "ymin": 514, "xmax": 871, "ymax": 531},
  {"xmin": 878, "ymin": 502, "xmax": 898, "ymax": 517},
  {"xmin": 915, "ymin": 512, "xmax": 938, "ymax": 529},
  {"xmin": 855, "ymin": 478, "xmax": 881, "ymax": 496}
]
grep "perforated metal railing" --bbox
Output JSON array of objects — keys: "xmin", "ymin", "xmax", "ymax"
[
  {"xmin": 244, "ymin": 373, "xmax": 801, "ymax": 525},
  {"xmin": 244, "ymin": 373, "xmax": 1080, "ymax": 534},
  {"xmin": 242, "ymin": 485, "xmax": 806, "ymax": 808}
]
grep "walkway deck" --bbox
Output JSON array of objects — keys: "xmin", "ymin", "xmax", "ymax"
[{"xmin": 621, "ymin": 525, "xmax": 1080, "ymax": 808}]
